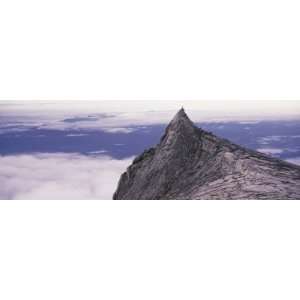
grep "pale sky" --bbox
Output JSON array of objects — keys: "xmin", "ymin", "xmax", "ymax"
[{"xmin": 1, "ymin": 100, "xmax": 300, "ymax": 123}]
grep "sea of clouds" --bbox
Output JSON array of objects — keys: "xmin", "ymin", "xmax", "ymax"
[
  {"xmin": 1, "ymin": 101, "xmax": 299, "ymax": 200},
  {"xmin": 0, "ymin": 153, "xmax": 132, "ymax": 200}
]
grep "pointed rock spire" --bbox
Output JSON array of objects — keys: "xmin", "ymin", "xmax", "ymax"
[
  {"xmin": 175, "ymin": 107, "xmax": 187, "ymax": 118},
  {"xmin": 169, "ymin": 107, "xmax": 192, "ymax": 125},
  {"xmin": 166, "ymin": 107, "xmax": 195, "ymax": 134},
  {"xmin": 160, "ymin": 107, "xmax": 199, "ymax": 146}
]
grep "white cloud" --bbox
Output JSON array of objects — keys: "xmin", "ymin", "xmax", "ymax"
[
  {"xmin": 238, "ymin": 121, "xmax": 260, "ymax": 124},
  {"xmin": 256, "ymin": 148, "xmax": 284, "ymax": 155},
  {"xmin": 0, "ymin": 153, "xmax": 132, "ymax": 200},
  {"xmin": 88, "ymin": 150, "xmax": 107, "ymax": 154},
  {"xmin": 100, "ymin": 127, "xmax": 136, "ymax": 133},
  {"xmin": 286, "ymin": 157, "xmax": 300, "ymax": 166},
  {"xmin": 257, "ymin": 135, "xmax": 300, "ymax": 145},
  {"xmin": 66, "ymin": 133, "xmax": 88, "ymax": 137},
  {"xmin": 258, "ymin": 136, "xmax": 284, "ymax": 144}
]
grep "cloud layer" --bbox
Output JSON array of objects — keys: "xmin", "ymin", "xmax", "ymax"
[
  {"xmin": 286, "ymin": 157, "xmax": 300, "ymax": 166},
  {"xmin": 1, "ymin": 152, "xmax": 299, "ymax": 200},
  {"xmin": 0, "ymin": 153, "xmax": 132, "ymax": 200}
]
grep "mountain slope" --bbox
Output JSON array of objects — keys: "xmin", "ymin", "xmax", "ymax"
[{"xmin": 113, "ymin": 108, "xmax": 300, "ymax": 200}]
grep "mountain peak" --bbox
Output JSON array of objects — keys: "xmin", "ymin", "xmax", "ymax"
[
  {"xmin": 175, "ymin": 107, "xmax": 187, "ymax": 117},
  {"xmin": 166, "ymin": 108, "xmax": 195, "ymax": 133},
  {"xmin": 160, "ymin": 108, "xmax": 200, "ymax": 148},
  {"xmin": 170, "ymin": 107, "xmax": 190, "ymax": 124},
  {"xmin": 113, "ymin": 110, "xmax": 300, "ymax": 200}
]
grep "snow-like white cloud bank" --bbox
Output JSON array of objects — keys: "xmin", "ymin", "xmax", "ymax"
[
  {"xmin": 257, "ymin": 135, "xmax": 300, "ymax": 145},
  {"xmin": 286, "ymin": 157, "xmax": 300, "ymax": 166},
  {"xmin": 0, "ymin": 153, "xmax": 132, "ymax": 200},
  {"xmin": 256, "ymin": 148, "xmax": 284, "ymax": 155}
]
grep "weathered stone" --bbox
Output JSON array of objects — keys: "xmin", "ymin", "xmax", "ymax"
[{"xmin": 113, "ymin": 108, "xmax": 300, "ymax": 200}]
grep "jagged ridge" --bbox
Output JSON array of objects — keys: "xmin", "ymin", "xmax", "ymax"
[{"xmin": 113, "ymin": 108, "xmax": 300, "ymax": 200}]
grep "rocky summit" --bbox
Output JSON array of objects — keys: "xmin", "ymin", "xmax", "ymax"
[{"xmin": 113, "ymin": 108, "xmax": 300, "ymax": 200}]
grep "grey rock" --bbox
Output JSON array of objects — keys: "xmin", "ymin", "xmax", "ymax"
[{"xmin": 113, "ymin": 108, "xmax": 300, "ymax": 200}]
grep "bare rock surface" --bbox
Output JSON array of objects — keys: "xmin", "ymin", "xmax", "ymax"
[{"xmin": 113, "ymin": 108, "xmax": 300, "ymax": 200}]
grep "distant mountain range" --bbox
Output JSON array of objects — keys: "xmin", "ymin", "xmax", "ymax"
[{"xmin": 114, "ymin": 109, "xmax": 300, "ymax": 199}]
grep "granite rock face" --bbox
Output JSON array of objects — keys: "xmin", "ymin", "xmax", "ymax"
[{"xmin": 113, "ymin": 108, "xmax": 300, "ymax": 200}]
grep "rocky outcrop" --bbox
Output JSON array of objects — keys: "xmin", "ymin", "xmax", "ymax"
[{"xmin": 113, "ymin": 108, "xmax": 300, "ymax": 200}]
